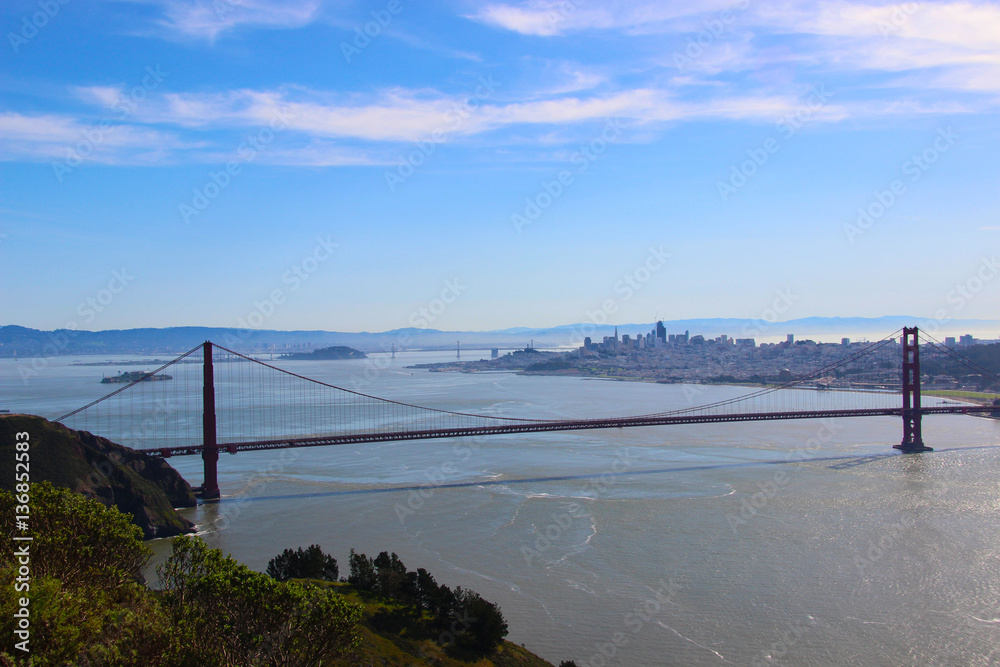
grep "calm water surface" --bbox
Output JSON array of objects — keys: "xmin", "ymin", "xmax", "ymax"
[{"xmin": 4, "ymin": 352, "xmax": 1000, "ymax": 666}]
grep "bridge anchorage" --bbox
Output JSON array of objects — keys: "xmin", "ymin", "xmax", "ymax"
[{"xmin": 54, "ymin": 326, "xmax": 1000, "ymax": 501}]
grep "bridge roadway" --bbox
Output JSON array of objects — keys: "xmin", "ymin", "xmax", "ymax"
[{"xmin": 149, "ymin": 405, "xmax": 996, "ymax": 457}]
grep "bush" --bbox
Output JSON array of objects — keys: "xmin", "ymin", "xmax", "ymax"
[
  {"xmin": 0, "ymin": 483, "xmax": 171, "ymax": 666},
  {"xmin": 158, "ymin": 536, "xmax": 362, "ymax": 666}
]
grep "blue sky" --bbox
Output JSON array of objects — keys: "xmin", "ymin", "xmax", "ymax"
[{"xmin": 2, "ymin": 0, "xmax": 999, "ymax": 334}]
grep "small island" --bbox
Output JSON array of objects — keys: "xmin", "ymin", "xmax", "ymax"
[{"xmin": 280, "ymin": 345, "xmax": 367, "ymax": 360}]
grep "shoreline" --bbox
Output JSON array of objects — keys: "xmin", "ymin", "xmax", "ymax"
[{"xmin": 411, "ymin": 364, "xmax": 999, "ymax": 406}]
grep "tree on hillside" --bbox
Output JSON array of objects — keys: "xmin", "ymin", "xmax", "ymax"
[
  {"xmin": 348, "ymin": 548, "xmax": 378, "ymax": 590},
  {"xmin": 0, "ymin": 482, "xmax": 172, "ymax": 666},
  {"xmin": 266, "ymin": 544, "xmax": 339, "ymax": 581},
  {"xmin": 415, "ymin": 567, "xmax": 439, "ymax": 612},
  {"xmin": 341, "ymin": 547, "xmax": 509, "ymax": 657},
  {"xmin": 432, "ymin": 584, "xmax": 459, "ymax": 631},
  {"xmin": 0, "ymin": 480, "xmax": 150, "ymax": 588},
  {"xmin": 158, "ymin": 536, "xmax": 362, "ymax": 666},
  {"xmin": 454, "ymin": 587, "xmax": 509, "ymax": 653},
  {"xmin": 374, "ymin": 551, "xmax": 413, "ymax": 601}
]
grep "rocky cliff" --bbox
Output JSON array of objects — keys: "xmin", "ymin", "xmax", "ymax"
[{"xmin": 0, "ymin": 414, "xmax": 196, "ymax": 539}]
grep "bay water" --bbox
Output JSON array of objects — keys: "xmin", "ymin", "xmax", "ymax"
[{"xmin": 4, "ymin": 352, "xmax": 999, "ymax": 665}]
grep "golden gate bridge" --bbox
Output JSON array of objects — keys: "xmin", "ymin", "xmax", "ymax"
[{"xmin": 54, "ymin": 327, "xmax": 1000, "ymax": 500}]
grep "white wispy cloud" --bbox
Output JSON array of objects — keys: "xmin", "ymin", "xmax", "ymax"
[
  {"xmin": 522, "ymin": 60, "xmax": 610, "ymax": 96},
  {"xmin": 60, "ymin": 79, "xmax": 967, "ymax": 151},
  {"xmin": 7, "ymin": 0, "xmax": 997, "ymax": 174},
  {"xmin": 772, "ymin": 1, "xmax": 1000, "ymax": 93},
  {"xmin": 0, "ymin": 70, "xmax": 979, "ymax": 168},
  {"xmin": 92, "ymin": 86, "xmax": 834, "ymax": 142},
  {"xmin": 469, "ymin": 0, "xmax": 743, "ymax": 36},
  {"xmin": 0, "ymin": 112, "xmax": 193, "ymax": 163},
  {"xmin": 154, "ymin": 0, "xmax": 322, "ymax": 40},
  {"xmin": 471, "ymin": 1, "xmax": 1000, "ymax": 94},
  {"xmin": 75, "ymin": 86, "xmax": 126, "ymax": 107},
  {"xmin": 249, "ymin": 142, "xmax": 388, "ymax": 167}
]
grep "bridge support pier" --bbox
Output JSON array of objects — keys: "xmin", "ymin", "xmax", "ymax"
[
  {"xmin": 200, "ymin": 341, "xmax": 221, "ymax": 500},
  {"xmin": 895, "ymin": 327, "xmax": 932, "ymax": 453}
]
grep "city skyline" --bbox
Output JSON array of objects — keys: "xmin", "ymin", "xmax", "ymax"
[
  {"xmin": 2, "ymin": 1, "xmax": 999, "ymax": 332},
  {"xmin": 3, "ymin": 315, "xmax": 999, "ymax": 359}
]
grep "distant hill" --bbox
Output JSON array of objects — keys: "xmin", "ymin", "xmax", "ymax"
[
  {"xmin": 281, "ymin": 346, "xmax": 366, "ymax": 360},
  {"xmin": 0, "ymin": 414, "xmax": 195, "ymax": 539},
  {"xmin": 2, "ymin": 317, "xmax": 998, "ymax": 357}
]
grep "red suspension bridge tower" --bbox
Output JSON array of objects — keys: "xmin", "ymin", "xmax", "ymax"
[
  {"xmin": 894, "ymin": 327, "xmax": 931, "ymax": 453},
  {"xmin": 200, "ymin": 341, "xmax": 220, "ymax": 500}
]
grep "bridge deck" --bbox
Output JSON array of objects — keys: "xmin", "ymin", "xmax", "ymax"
[{"xmin": 148, "ymin": 405, "xmax": 996, "ymax": 457}]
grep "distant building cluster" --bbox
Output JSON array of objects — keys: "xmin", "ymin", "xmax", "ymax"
[
  {"xmin": 581, "ymin": 321, "xmax": 755, "ymax": 355},
  {"xmin": 568, "ymin": 322, "xmax": 1000, "ymax": 387},
  {"xmin": 580, "ymin": 323, "xmax": 992, "ymax": 357},
  {"xmin": 416, "ymin": 323, "xmax": 1000, "ymax": 395},
  {"xmin": 942, "ymin": 334, "xmax": 993, "ymax": 347},
  {"xmin": 582, "ymin": 322, "xmax": 698, "ymax": 355}
]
